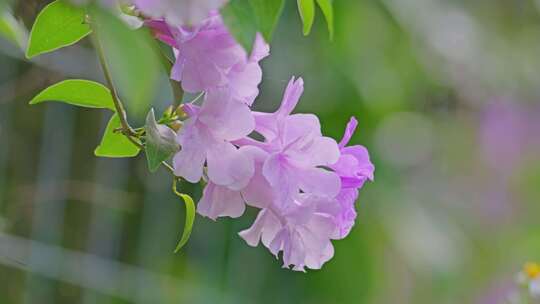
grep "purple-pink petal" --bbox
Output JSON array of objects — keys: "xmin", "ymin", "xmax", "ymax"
[
  {"xmin": 198, "ymin": 183, "xmax": 246, "ymax": 220},
  {"xmin": 339, "ymin": 117, "xmax": 358, "ymax": 148},
  {"xmin": 297, "ymin": 167, "xmax": 341, "ymax": 198}
]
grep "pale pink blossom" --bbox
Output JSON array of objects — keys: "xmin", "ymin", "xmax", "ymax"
[
  {"xmin": 172, "ymin": 88, "xmax": 254, "ymax": 187},
  {"xmin": 239, "ymin": 194, "xmax": 340, "ymax": 271},
  {"xmin": 146, "ymin": 13, "xmax": 269, "ymax": 105}
]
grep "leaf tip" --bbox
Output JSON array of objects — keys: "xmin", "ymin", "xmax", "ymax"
[
  {"xmin": 28, "ymin": 91, "xmax": 43, "ymax": 105},
  {"xmin": 25, "ymin": 47, "xmax": 36, "ymax": 59}
]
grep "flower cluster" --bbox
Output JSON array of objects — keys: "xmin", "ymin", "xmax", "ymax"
[{"xmin": 140, "ymin": 5, "xmax": 374, "ymax": 271}]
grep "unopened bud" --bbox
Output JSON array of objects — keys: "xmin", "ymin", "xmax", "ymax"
[
  {"xmin": 169, "ymin": 120, "xmax": 183, "ymax": 132},
  {"xmin": 175, "ymin": 105, "xmax": 188, "ymax": 118},
  {"xmin": 164, "ymin": 105, "xmax": 174, "ymax": 118},
  {"xmin": 120, "ymin": 4, "xmax": 139, "ymax": 17}
]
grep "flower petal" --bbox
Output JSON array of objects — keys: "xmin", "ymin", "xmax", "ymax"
[
  {"xmin": 200, "ymin": 88, "xmax": 255, "ymax": 140},
  {"xmin": 172, "ymin": 120, "xmax": 209, "ymax": 182},
  {"xmin": 180, "ymin": 60, "xmax": 226, "ymax": 92},
  {"xmin": 282, "ymin": 114, "xmax": 322, "ymax": 146},
  {"xmin": 172, "ymin": 145, "xmax": 206, "ymax": 183},
  {"xmin": 206, "ymin": 142, "xmax": 254, "ymax": 188},
  {"xmin": 249, "ymin": 33, "xmax": 270, "ymax": 62},
  {"xmin": 342, "ymin": 145, "xmax": 375, "ymax": 181},
  {"xmin": 276, "ymin": 77, "xmax": 304, "ymax": 117},
  {"xmin": 298, "ymin": 167, "xmax": 341, "ymax": 198},
  {"xmin": 339, "ymin": 117, "xmax": 358, "ymax": 148},
  {"xmin": 262, "ymin": 153, "xmax": 298, "ymax": 206},
  {"xmin": 197, "ymin": 183, "xmax": 245, "ymax": 220},
  {"xmin": 239, "ymin": 209, "xmax": 281, "ymax": 247},
  {"xmin": 229, "ymin": 61, "xmax": 263, "ymax": 105}
]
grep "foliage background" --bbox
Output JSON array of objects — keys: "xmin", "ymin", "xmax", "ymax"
[{"xmin": 2, "ymin": 0, "xmax": 540, "ymax": 303}]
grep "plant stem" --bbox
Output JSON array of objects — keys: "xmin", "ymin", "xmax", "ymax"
[
  {"xmin": 161, "ymin": 161, "xmax": 175, "ymax": 174},
  {"xmin": 91, "ymin": 19, "xmax": 177, "ymax": 178},
  {"xmin": 91, "ymin": 24, "xmax": 136, "ymax": 137}
]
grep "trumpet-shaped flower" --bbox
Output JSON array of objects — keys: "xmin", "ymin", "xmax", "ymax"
[
  {"xmin": 146, "ymin": 13, "xmax": 269, "ymax": 105},
  {"xmin": 172, "ymin": 88, "xmax": 254, "ymax": 187},
  {"xmin": 239, "ymin": 194, "xmax": 341, "ymax": 271},
  {"xmin": 237, "ymin": 77, "xmax": 341, "ymax": 207}
]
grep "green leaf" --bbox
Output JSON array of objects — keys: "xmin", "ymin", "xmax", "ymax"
[
  {"xmin": 26, "ymin": 0, "xmax": 91, "ymax": 58},
  {"xmin": 221, "ymin": 0, "xmax": 257, "ymax": 53},
  {"xmin": 247, "ymin": 0, "xmax": 285, "ymax": 43},
  {"xmin": 29, "ymin": 79, "xmax": 116, "ymax": 111},
  {"xmin": 316, "ymin": 0, "xmax": 334, "ymax": 40},
  {"xmin": 90, "ymin": 5, "xmax": 160, "ymax": 118},
  {"xmin": 221, "ymin": 0, "xmax": 285, "ymax": 52},
  {"xmin": 0, "ymin": 10, "xmax": 27, "ymax": 49},
  {"xmin": 95, "ymin": 113, "xmax": 140, "ymax": 158},
  {"xmin": 173, "ymin": 180, "xmax": 196, "ymax": 253},
  {"xmin": 297, "ymin": 0, "xmax": 315, "ymax": 36},
  {"xmin": 145, "ymin": 109, "xmax": 179, "ymax": 172}
]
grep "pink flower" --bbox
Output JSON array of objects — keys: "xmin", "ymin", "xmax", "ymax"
[
  {"xmin": 172, "ymin": 88, "xmax": 255, "ymax": 187},
  {"xmin": 135, "ymin": 0, "xmax": 228, "ymax": 26},
  {"xmin": 330, "ymin": 117, "xmax": 375, "ymax": 238},
  {"xmin": 237, "ymin": 77, "xmax": 341, "ymax": 207},
  {"xmin": 239, "ymin": 194, "xmax": 340, "ymax": 271},
  {"xmin": 197, "ymin": 146, "xmax": 274, "ymax": 220},
  {"xmin": 171, "ymin": 74, "xmax": 373, "ymax": 271},
  {"xmin": 146, "ymin": 13, "xmax": 269, "ymax": 105}
]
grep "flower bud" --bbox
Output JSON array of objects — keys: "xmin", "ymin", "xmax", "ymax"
[
  {"xmin": 169, "ymin": 120, "xmax": 183, "ymax": 132},
  {"xmin": 164, "ymin": 105, "xmax": 174, "ymax": 118},
  {"xmin": 175, "ymin": 105, "xmax": 188, "ymax": 119}
]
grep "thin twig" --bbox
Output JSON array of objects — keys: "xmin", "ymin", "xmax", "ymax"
[
  {"xmin": 90, "ymin": 23, "xmax": 136, "ymax": 137},
  {"xmin": 189, "ymin": 92, "xmax": 205, "ymax": 104},
  {"xmin": 161, "ymin": 161, "xmax": 175, "ymax": 174}
]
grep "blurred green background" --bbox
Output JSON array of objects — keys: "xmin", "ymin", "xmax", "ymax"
[{"xmin": 2, "ymin": 0, "xmax": 540, "ymax": 303}]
